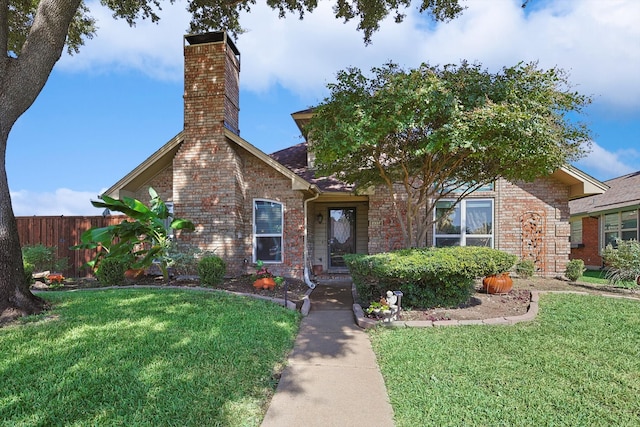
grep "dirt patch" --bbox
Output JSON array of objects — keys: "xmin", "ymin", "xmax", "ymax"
[{"xmin": 397, "ymin": 277, "xmax": 639, "ymax": 322}]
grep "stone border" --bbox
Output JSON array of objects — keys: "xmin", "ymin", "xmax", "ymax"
[{"xmin": 351, "ymin": 283, "xmax": 640, "ymax": 329}]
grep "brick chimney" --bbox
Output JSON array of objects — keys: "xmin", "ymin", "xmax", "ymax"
[
  {"xmin": 183, "ymin": 31, "xmax": 240, "ymax": 134},
  {"xmin": 173, "ymin": 32, "xmax": 245, "ymax": 275}
]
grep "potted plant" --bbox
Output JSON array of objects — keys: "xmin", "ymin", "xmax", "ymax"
[
  {"xmin": 365, "ymin": 301, "xmax": 389, "ymax": 317},
  {"xmin": 253, "ymin": 260, "xmax": 276, "ymax": 290}
]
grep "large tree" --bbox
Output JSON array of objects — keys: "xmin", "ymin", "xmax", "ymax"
[
  {"xmin": 307, "ymin": 61, "xmax": 591, "ymax": 248},
  {"xmin": 0, "ymin": 0, "xmax": 467, "ymax": 321}
]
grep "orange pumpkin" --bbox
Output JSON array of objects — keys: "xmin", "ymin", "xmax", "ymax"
[
  {"xmin": 482, "ymin": 273, "xmax": 513, "ymax": 294},
  {"xmin": 253, "ymin": 278, "xmax": 276, "ymax": 290}
]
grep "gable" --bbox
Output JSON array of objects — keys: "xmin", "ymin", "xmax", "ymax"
[{"xmin": 103, "ymin": 129, "xmax": 318, "ymax": 200}]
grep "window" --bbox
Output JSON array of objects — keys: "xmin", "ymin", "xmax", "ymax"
[
  {"xmin": 254, "ymin": 200, "xmax": 283, "ymax": 262},
  {"xmin": 434, "ymin": 199, "xmax": 493, "ymax": 247},
  {"xmin": 604, "ymin": 209, "xmax": 638, "ymax": 247},
  {"xmin": 164, "ymin": 202, "xmax": 175, "ymax": 238},
  {"xmin": 570, "ymin": 219, "xmax": 583, "ymax": 245}
]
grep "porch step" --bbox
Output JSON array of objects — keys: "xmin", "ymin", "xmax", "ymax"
[{"xmin": 314, "ymin": 273, "xmax": 352, "ymax": 285}]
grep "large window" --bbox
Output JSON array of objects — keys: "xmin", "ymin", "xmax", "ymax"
[
  {"xmin": 254, "ymin": 200, "xmax": 283, "ymax": 262},
  {"xmin": 434, "ymin": 199, "xmax": 493, "ymax": 247},
  {"xmin": 604, "ymin": 209, "xmax": 638, "ymax": 247}
]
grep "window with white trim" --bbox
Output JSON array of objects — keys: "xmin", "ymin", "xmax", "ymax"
[
  {"xmin": 434, "ymin": 199, "xmax": 494, "ymax": 247},
  {"xmin": 603, "ymin": 209, "xmax": 638, "ymax": 248},
  {"xmin": 254, "ymin": 200, "xmax": 283, "ymax": 263}
]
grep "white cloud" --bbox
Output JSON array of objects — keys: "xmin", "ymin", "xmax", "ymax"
[
  {"xmin": 11, "ymin": 189, "xmax": 105, "ymax": 216},
  {"xmin": 58, "ymin": 0, "xmax": 640, "ymax": 110},
  {"xmin": 574, "ymin": 141, "xmax": 638, "ymax": 180}
]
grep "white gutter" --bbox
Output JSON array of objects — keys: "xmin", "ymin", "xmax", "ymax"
[{"xmin": 303, "ymin": 187, "xmax": 321, "ymax": 289}]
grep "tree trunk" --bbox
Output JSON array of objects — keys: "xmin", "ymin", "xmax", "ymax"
[
  {"xmin": 0, "ymin": 131, "xmax": 48, "ymax": 323},
  {"xmin": 0, "ymin": 0, "xmax": 82, "ymax": 323}
]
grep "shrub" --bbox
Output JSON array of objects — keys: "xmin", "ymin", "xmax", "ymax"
[
  {"xmin": 602, "ymin": 240, "xmax": 640, "ymax": 287},
  {"xmin": 515, "ymin": 259, "xmax": 536, "ymax": 279},
  {"xmin": 345, "ymin": 247, "xmax": 517, "ymax": 309},
  {"xmin": 95, "ymin": 257, "xmax": 128, "ymax": 286},
  {"xmin": 166, "ymin": 242, "xmax": 215, "ymax": 276},
  {"xmin": 565, "ymin": 259, "xmax": 585, "ymax": 282},
  {"xmin": 198, "ymin": 256, "xmax": 226, "ymax": 286},
  {"xmin": 21, "ymin": 244, "xmax": 68, "ymax": 273},
  {"xmin": 23, "ymin": 261, "xmax": 34, "ymax": 285}
]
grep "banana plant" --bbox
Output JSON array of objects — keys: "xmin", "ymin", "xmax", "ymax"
[{"xmin": 74, "ymin": 187, "xmax": 194, "ymax": 282}]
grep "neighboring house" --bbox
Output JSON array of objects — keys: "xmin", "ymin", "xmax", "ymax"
[
  {"xmin": 569, "ymin": 171, "xmax": 640, "ymax": 269},
  {"xmin": 103, "ymin": 31, "xmax": 606, "ymax": 282}
]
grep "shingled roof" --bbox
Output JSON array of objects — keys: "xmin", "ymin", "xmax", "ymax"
[
  {"xmin": 269, "ymin": 142, "xmax": 354, "ymax": 193},
  {"xmin": 570, "ymin": 171, "xmax": 640, "ymax": 215}
]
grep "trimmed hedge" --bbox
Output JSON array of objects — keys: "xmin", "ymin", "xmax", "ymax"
[{"xmin": 345, "ymin": 247, "xmax": 517, "ymax": 309}]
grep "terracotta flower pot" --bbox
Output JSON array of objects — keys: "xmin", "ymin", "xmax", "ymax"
[
  {"xmin": 253, "ymin": 277, "xmax": 276, "ymax": 290},
  {"xmin": 125, "ymin": 268, "xmax": 145, "ymax": 280},
  {"xmin": 482, "ymin": 273, "xmax": 513, "ymax": 294}
]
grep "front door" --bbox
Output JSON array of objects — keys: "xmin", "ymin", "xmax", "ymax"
[{"xmin": 328, "ymin": 208, "xmax": 356, "ymax": 269}]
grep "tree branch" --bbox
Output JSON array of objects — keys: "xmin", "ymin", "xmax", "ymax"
[
  {"xmin": 0, "ymin": 0, "xmax": 8, "ymax": 57},
  {"xmin": 3, "ymin": 0, "xmax": 82, "ymax": 128}
]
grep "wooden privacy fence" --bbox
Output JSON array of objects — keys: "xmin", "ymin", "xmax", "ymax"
[{"xmin": 17, "ymin": 215, "xmax": 127, "ymax": 278}]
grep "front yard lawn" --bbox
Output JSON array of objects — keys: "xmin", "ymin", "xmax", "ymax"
[
  {"xmin": 370, "ymin": 293, "xmax": 640, "ymax": 427},
  {"xmin": 0, "ymin": 289, "xmax": 300, "ymax": 427}
]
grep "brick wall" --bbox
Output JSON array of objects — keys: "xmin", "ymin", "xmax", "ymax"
[
  {"xmin": 570, "ymin": 216, "xmax": 602, "ymax": 268},
  {"xmin": 131, "ymin": 165, "xmax": 174, "ymax": 204},
  {"xmin": 496, "ymin": 177, "xmax": 571, "ymax": 276},
  {"xmin": 368, "ymin": 187, "xmax": 407, "ymax": 253},
  {"xmin": 367, "ymin": 177, "xmax": 572, "ymax": 276},
  {"xmin": 241, "ymin": 148, "xmax": 306, "ymax": 278}
]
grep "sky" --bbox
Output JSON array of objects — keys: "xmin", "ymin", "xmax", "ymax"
[{"xmin": 7, "ymin": 0, "xmax": 640, "ymax": 216}]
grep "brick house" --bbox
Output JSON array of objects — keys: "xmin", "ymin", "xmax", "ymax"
[
  {"xmin": 569, "ymin": 171, "xmax": 640, "ymax": 269},
  {"xmin": 103, "ymin": 31, "xmax": 606, "ymax": 282}
]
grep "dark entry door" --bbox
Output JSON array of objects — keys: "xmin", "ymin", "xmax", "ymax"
[{"xmin": 328, "ymin": 208, "xmax": 356, "ymax": 268}]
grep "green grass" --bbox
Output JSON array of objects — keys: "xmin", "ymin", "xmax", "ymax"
[
  {"xmin": 579, "ymin": 269, "xmax": 636, "ymax": 288},
  {"xmin": 580, "ymin": 269, "xmax": 609, "ymax": 284},
  {"xmin": 370, "ymin": 294, "xmax": 640, "ymax": 427},
  {"xmin": 0, "ymin": 289, "xmax": 300, "ymax": 427}
]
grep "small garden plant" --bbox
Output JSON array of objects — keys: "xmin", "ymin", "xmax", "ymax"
[
  {"xmin": 565, "ymin": 259, "xmax": 585, "ymax": 282},
  {"xmin": 602, "ymin": 239, "xmax": 640, "ymax": 287},
  {"xmin": 21, "ymin": 244, "xmax": 68, "ymax": 273},
  {"xmin": 198, "ymin": 255, "xmax": 226, "ymax": 286},
  {"xmin": 515, "ymin": 259, "xmax": 536, "ymax": 279}
]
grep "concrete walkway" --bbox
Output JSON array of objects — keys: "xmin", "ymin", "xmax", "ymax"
[{"xmin": 261, "ymin": 282, "xmax": 395, "ymax": 426}]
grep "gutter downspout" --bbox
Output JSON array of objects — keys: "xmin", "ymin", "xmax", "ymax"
[{"xmin": 303, "ymin": 186, "xmax": 321, "ymax": 289}]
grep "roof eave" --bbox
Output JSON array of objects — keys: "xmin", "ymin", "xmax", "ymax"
[
  {"xmin": 552, "ymin": 165, "xmax": 609, "ymax": 200},
  {"xmin": 102, "ymin": 132, "xmax": 184, "ymax": 199}
]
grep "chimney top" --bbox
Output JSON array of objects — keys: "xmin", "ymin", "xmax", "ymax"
[{"xmin": 184, "ymin": 31, "xmax": 240, "ymax": 57}]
